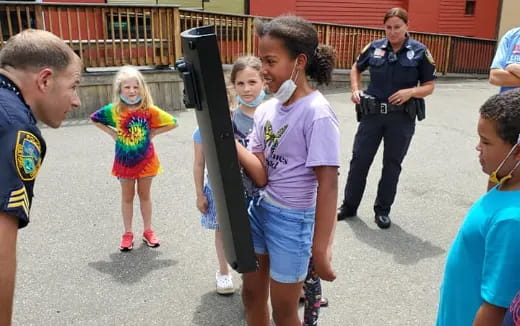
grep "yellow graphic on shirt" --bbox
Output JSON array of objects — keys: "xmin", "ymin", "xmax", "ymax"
[{"xmin": 264, "ymin": 120, "xmax": 288, "ymax": 154}]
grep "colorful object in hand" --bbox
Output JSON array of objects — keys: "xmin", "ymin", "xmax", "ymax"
[{"xmin": 90, "ymin": 103, "xmax": 177, "ymax": 178}]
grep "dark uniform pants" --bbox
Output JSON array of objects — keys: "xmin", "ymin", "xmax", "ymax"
[{"xmin": 343, "ymin": 111, "xmax": 415, "ymax": 216}]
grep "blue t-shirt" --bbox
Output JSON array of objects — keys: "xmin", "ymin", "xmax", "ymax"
[
  {"xmin": 436, "ymin": 186, "xmax": 520, "ymax": 326},
  {"xmin": 193, "ymin": 127, "xmax": 202, "ymax": 144},
  {"xmin": 503, "ymin": 290, "xmax": 520, "ymax": 326},
  {"xmin": 490, "ymin": 27, "xmax": 520, "ymax": 93}
]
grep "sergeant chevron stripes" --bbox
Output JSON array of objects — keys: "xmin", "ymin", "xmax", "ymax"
[{"xmin": 7, "ymin": 187, "xmax": 29, "ymax": 217}]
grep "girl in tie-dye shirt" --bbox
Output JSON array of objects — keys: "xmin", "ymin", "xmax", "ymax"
[{"xmin": 90, "ymin": 66, "xmax": 178, "ymax": 251}]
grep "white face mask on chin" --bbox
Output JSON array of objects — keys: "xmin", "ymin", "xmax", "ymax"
[{"xmin": 273, "ymin": 61, "xmax": 299, "ymax": 104}]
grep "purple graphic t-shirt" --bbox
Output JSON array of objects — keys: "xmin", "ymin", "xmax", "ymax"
[{"xmin": 249, "ymin": 90, "xmax": 340, "ymax": 209}]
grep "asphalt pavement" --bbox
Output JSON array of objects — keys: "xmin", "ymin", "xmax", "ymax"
[{"xmin": 13, "ymin": 79, "xmax": 497, "ymax": 326}]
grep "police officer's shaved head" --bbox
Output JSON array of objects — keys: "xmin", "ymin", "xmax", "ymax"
[
  {"xmin": 0, "ymin": 29, "xmax": 79, "ymax": 72},
  {"xmin": 480, "ymin": 90, "xmax": 520, "ymax": 145},
  {"xmin": 384, "ymin": 7, "xmax": 408, "ymax": 24}
]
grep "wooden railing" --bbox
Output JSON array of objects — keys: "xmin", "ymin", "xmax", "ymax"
[{"xmin": 0, "ymin": 2, "xmax": 496, "ymax": 74}]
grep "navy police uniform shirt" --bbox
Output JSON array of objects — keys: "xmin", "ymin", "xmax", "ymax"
[
  {"xmin": 0, "ymin": 74, "xmax": 46, "ymax": 228},
  {"xmin": 356, "ymin": 36, "xmax": 436, "ymax": 101}
]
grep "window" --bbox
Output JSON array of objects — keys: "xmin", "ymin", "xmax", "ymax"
[
  {"xmin": 106, "ymin": 12, "xmax": 151, "ymax": 40},
  {"xmin": 1, "ymin": 10, "xmax": 36, "ymax": 41},
  {"xmin": 465, "ymin": 0, "xmax": 476, "ymax": 16}
]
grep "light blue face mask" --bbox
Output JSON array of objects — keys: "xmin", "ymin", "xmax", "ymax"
[
  {"xmin": 120, "ymin": 94, "xmax": 142, "ymax": 105},
  {"xmin": 236, "ymin": 90, "xmax": 266, "ymax": 108}
]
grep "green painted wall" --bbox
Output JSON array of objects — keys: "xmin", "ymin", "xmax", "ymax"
[
  {"xmin": 158, "ymin": 0, "xmax": 200, "ymax": 7},
  {"xmin": 204, "ymin": 0, "xmax": 245, "ymax": 14},
  {"xmin": 106, "ymin": 0, "xmax": 245, "ymax": 14}
]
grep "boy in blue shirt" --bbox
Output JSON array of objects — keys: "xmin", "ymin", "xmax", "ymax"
[{"xmin": 436, "ymin": 90, "xmax": 520, "ymax": 326}]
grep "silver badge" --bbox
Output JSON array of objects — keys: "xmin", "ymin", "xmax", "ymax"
[{"xmin": 407, "ymin": 49, "xmax": 415, "ymax": 60}]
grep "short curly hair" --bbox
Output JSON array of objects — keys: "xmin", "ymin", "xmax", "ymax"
[{"xmin": 480, "ymin": 89, "xmax": 520, "ymax": 145}]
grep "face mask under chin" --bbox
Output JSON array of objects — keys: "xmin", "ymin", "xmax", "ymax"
[
  {"xmin": 273, "ymin": 61, "xmax": 299, "ymax": 104},
  {"xmin": 237, "ymin": 90, "xmax": 266, "ymax": 108},
  {"xmin": 488, "ymin": 142, "xmax": 520, "ymax": 185},
  {"xmin": 120, "ymin": 94, "xmax": 142, "ymax": 105}
]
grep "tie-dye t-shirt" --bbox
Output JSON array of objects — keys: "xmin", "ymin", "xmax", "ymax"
[{"xmin": 90, "ymin": 104, "xmax": 177, "ymax": 178}]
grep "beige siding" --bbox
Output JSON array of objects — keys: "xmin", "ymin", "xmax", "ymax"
[{"xmin": 498, "ymin": 0, "xmax": 520, "ymax": 39}]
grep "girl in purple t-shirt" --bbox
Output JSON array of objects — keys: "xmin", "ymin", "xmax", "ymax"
[{"xmin": 236, "ymin": 15, "xmax": 340, "ymax": 326}]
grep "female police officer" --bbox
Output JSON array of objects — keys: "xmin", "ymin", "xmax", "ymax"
[{"xmin": 337, "ymin": 7, "xmax": 435, "ymax": 229}]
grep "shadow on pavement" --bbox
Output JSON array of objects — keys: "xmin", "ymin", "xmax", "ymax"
[
  {"xmin": 344, "ymin": 217, "xmax": 445, "ymax": 265},
  {"xmin": 192, "ymin": 291, "xmax": 246, "ymax": 326},
  {"xmin": 88, "ymin": 243, "xmax": 177, "ymax": 284}
]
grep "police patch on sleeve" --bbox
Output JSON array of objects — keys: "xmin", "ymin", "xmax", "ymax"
[
  {"xmin": 15, "ymin": 131, "xmax": 42, "ymax": 181},
  {"xmin": 425, "ymin": 49, "xmax": 435, "ymax": 65}
]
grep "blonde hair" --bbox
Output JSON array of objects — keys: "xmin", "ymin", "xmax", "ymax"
[
  {"xmin": 112, "ymin": 66, "xmax": 153, "ymax": 112},
  {"xmin": 0, "ymin": 29, "xmax": 79, "ymax": 72}
]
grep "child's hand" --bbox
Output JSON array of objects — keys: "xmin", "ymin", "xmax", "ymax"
[
  {"xmin": 196, "ymin": 194, "xmax": 209, "ymax": 214},
  {"xmin": 312, "ymin": 246, "xmax": 336, "ymax": 282}
]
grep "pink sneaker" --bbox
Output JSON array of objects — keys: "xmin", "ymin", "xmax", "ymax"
[
  {"xmin": 142, "ymin": 229, "xmax": 160, "ymax": 247},
  {"xmin": 119, "ymin": 232, "xmax": 134, "ymax": 252}
]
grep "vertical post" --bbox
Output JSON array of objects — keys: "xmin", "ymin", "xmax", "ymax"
[
  {"xmin": 325, "ymin": 24, "xmax": 331, "ymax": 45},
  {"xmin": 443, "ymin": 36, "xmax": 452, "ymax": 75},
  {"xmin": 246, "ymin": 16, "xmax": 252, "ymax": 55},
  {"xmin": 173, "ymin": 7, "xmax": 181, "ymax": 62},
  {"xmin": 35, "ymin": 4, "xmax": 44, "ymax": 30}
]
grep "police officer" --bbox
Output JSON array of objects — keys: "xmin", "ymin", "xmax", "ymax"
[
  {"xmin": 0, "ymin": 30, "xmax": 81, "ymax": 325},
  {"xmin": 337, "ymin": 7, "xmax": 435, "ymax": 229}
]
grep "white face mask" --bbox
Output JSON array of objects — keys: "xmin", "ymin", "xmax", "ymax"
[{"xmin": 273, "ymin": 61, "xmax": 299, "ymax": 104}]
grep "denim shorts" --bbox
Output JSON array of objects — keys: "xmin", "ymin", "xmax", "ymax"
[
  {"xmin": 200, "ymin": 183, "xmax": 219, "ymax": 230},
  {"xmin": 248, "ymin": 194, "xmax": 315, "ymax": 283}
]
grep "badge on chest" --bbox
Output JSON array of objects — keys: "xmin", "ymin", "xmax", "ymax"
[
  {"xmin": 374, "ymin": 48, "xmax": 385, "ymax": 58},
  {"xmin": 407, "ymin": 49, "xmax": 415, "ymax": 60}
]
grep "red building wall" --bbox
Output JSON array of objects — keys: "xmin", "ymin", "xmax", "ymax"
[
  {"xmin": 407, "ymin": 0, "xmax": 440, "ymax": 34},
  {"xmin": 249, "ymin": 0, "xmax": 296, "ymax": 18},
  {"xmin": 250, "ymin": 0, "xmax": 499, "ymax": 39},
  {"xmin": 295, "ymin": 0, "xmax": 405, "ymax": 27},
  {"xmin": 42, "ymin": 0, "xmax": 105, "ymax": 41}
]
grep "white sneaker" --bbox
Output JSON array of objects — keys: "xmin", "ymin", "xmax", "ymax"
[{"xmin": 216, "ymin": 272, "xmax": 235, "ymax": 295}]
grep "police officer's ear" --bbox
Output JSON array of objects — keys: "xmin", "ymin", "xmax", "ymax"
[{"xmin": 35, "ymin": 67, "xmax": 55, "ymax": 92}]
